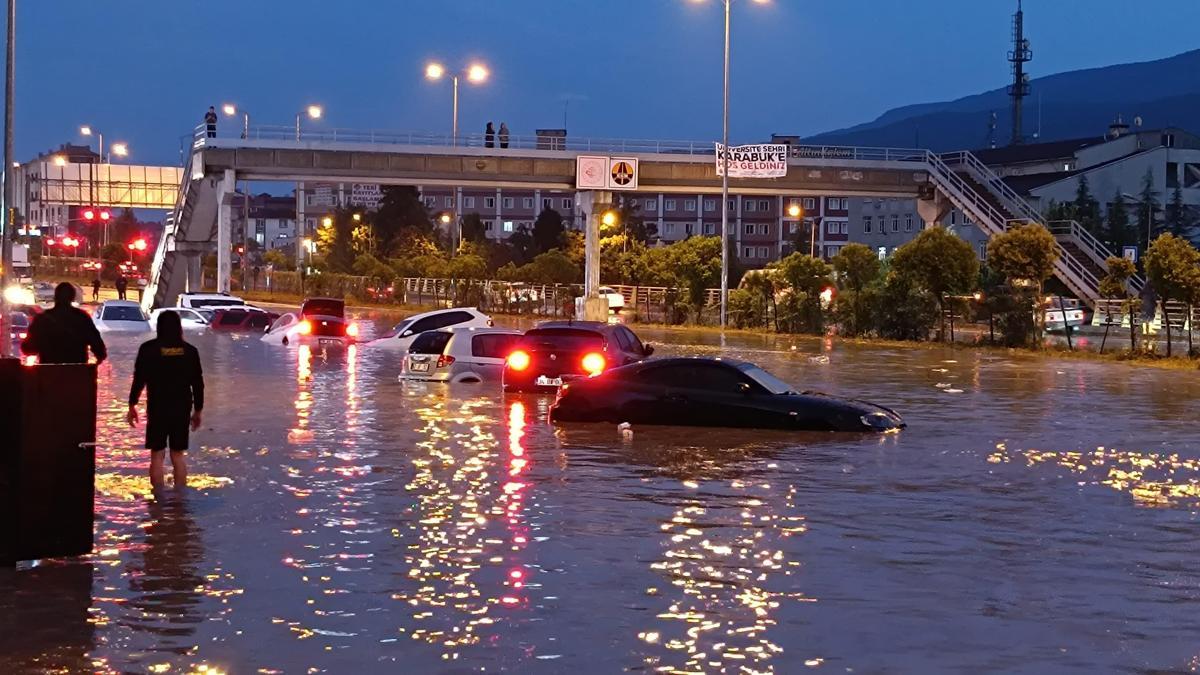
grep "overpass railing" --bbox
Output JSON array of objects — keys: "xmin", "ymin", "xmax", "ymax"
[{"xmin": 191, "ymin": 123, "xmax": 942, "ymax": 163}]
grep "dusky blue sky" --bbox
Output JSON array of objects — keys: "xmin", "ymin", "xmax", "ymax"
[{"xmin": 12, "ymin": 0, "xmax": 1200, "ymax": 165}]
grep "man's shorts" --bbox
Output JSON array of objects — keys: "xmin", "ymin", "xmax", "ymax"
[{"xmin": 146, "ymin": 415, "xmax": 190, "ymax": 452}]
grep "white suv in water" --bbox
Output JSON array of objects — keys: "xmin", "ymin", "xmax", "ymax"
[{"xmin": 177, "ymin": 292, "xmax": 253, "ymax": 311}]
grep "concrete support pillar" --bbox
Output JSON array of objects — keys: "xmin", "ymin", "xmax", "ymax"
[
  {"xmin": 917, "ymin": 187, "xmax": 954, "ymax": 228},
  {"xmin": 577, "ymin": 189, "xmax": 612, "ymax": 321},
  {"xmin": 295, "ymin": 181, "xmax": 307, "ymax": 266},
  {"xmin": 216, "ymin": 169, "xmax": 234, "ymax": 294},
  {"xmin": 185, "ymin": 252, "xmax": 202, "ymax": 293}
]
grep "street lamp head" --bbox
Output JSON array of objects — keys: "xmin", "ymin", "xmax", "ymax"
[
  {"xmin": 222, "ymin": 103, "xmax": 237, "ymax": 116},
  {"xmin": 601, "ymin": 210, "xmax": 618, "ymax": 228},
  {"xmin": 787, "ymin": 204, "xmax": 802, "ymax": 218},
  {"xmin": 79, "ymin": 125, "xmax": 93, "ymax": 136},
  {"xmin": 425, "ymin": 62, "xmax": 446, "ymax": 81},
  {"xmin": 307, "ymin": 105, "xmax": 323, "ymax": 120},
  {"xmin": 111, "ymin": 143, "xmax": 129, "ymax": 157},
  {"xmin": 52, "ymin": 155, "xmax": 67, "ymax": 166},
  {"xmin": 467, "ymin": 63, "xmax": 489, "ymax": 84},
  {"xmin": 321, "ymin": 216, "xmax": 333, "ymax": 228},
  {"xmin": 352, "ymin": 213, "xmax": 362, "ymax": 222},
  {"xmin": 440, "ymin": 213, "xmax": 452, "ymax": 224}
]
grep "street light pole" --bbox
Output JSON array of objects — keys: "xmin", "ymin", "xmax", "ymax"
[
  {"xmin": 719, "ymin": 0, "xmax": 731, "ymax": 330},
  {"xmin": 0, "ymin": 0, "xmax": 15, "ymax": 357},
  {"xmin": 452, "ymin": 74, "xmax": 459, "ymax": 145}
]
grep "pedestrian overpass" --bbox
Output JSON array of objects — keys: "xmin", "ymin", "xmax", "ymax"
[{"xmin": 144, "ymin": 125, "xmax": 1126, "ymax": 312}]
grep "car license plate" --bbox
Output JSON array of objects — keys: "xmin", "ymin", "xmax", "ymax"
[
  {"xmin": 411, "ymin": 362, "xmax": 430, "ymax": 373},
  {"xmin": 536, "ymin": 376, "xmax": 563, "ymax": 387},
  {"xmin": 319, "ymin": 338, "xmax": 340, "ymax": 346}
]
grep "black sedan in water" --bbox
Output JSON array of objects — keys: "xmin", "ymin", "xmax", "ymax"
[{"xmin": 550, "ymin": 357, "xmax": 905, "ymax": 432}]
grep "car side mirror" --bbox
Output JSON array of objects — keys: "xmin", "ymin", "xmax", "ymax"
[
  {"xmin": 401, "ymin": 330, "xmax": 413, "ymax": 338},
  {"xmin": 738, "ymin": 382, "xmax": 753, "ymax": 396},
  {"xmin": 643, "ymin": 344, "xmax": 655, "ymax": 356}
]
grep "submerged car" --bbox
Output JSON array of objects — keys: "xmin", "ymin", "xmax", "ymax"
[
  {"xmin": 503, "ymin": 321, "xmax": 654, "ymax": 393},
  {"xmin": 369, "ymin": 307, "xmax": 493, "ymax": 352},
  {"xmin": 8, "ymin": 311, "xmax": 29, "ymax": 353},
  {"xmin": 400, "ymin": 326, "xmax": 523, "ymax": 383},
  {"xmin": 93, "ymin": 300, "xmax": 152, "ymax": 333},
  {"xmin": 550, "ymin": 357, "xmax": 905, "ymax": 432},
  {"xmin": 149, "ymin": 307, "xmax": 209, "ymax": 331},
  {"xmin": 209, "ymin": 307, "xmax": 276, "ymax": 333},
  {"xmin": 262, "ymin": 298, "xmax": 358, "ymax": 346}
]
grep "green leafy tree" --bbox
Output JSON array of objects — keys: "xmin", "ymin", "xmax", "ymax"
[
  {"xmin": 532, "ymin": 208, "xmax": 566, "ymax": 255},
  {"xmin": 262, "ymin": 248, "xmax": 291, "ymax": 270},
  {"xmin": 773, "ymin": 253, "xmax": 831, "ymax": 334},
  {"xmin": 832, "ymin": 243, "xmax": 881, "ymax": 292},
  {"xmin": 1137, "ymin": 168, "xmax": 1161, "ymax": 250},
  {"xmin": 352, "ymin": 252, "xmax": 396, "ymax": 281},
  {"xmin": 373, "ymin": 186, "xmax": 433, "ymax": 256},
  {"xmin": 521, "ymin": 249, "xmax": 580, "ymax": 285},
  {"xmin": 506, "ymin": 225, "xmax": 537, "ymax": 266},
  {"xmin": 110, "ymin": 207, "xmax": 140, "ymax": 246},
  {"xmin": 831, "ymin": 243, "xmax": 882, "ymax": 336},
  {"xmin": 890, "ymin": 227, "xmax": 979, "ymax": 341},
  {"xmin": 1143, "ymin": 233, "xmax": 1200, "ymax": 357},
  {"xmin": 1104, "ymin": 191, "xmax": 1133, "ymax": 251},
  {"xmin": 1165, "ymin": 185, "xmax": 1194, "ymax": 241},
  {"xmin": 315, "ymin": 208, "xmax": 360, "ymax": 273},
  {"xmin": 876, "ymin": 273, "xmax": 939, "ymax": 341},
  {"xmin": 614, "ymin": 194, "xmax": 656, "ymax": 244},
  {"xmin": 735, "ymin": 270, "xmax": 778, "ymax": 330},
  {"xmin": 986, "ymin": 223, "xmax": 1059, "ymax": 339},
  {"xmin": 460, "ymin": 213, "xmax": 487, "ymax": 245},
  {"xmin": 1072, "ymin": 175, "xmax": 1102, "ymax": 237},
  {"xmin": 1098, "ymin": 256, "xmax": 1138, "ymax": 352},
  {"xmin": 447, "ymin": 253, "xmax": 488, "ymax": 280},
  {"xmin": 668, "ymin": 236, "xmax": 723, "ymax": 321}
]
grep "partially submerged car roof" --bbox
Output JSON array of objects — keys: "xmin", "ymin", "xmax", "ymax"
[{"xmin": 301, "ymin": 297, "xmax": 345, "ymax": 318}]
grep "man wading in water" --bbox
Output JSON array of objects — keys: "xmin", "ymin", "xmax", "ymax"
[{"xmin": 127, "ymin": 311, "xmax": 205, "ymax": 491}]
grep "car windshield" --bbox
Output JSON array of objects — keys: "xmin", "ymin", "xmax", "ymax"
[
  {"xmin": 197, "ymin": 310, "xmax": 215, "ymax": 321},
  {"xmin": 522, "ymin": 327, "xmax": 603, "ymax": 350},
  {"xmin": 103, "ymin": 305, "xmax": 146, "ymax": 322},
  {"xmin": 409, "ymin": 331, "xmax": 452, "ymax": 355},
  {"xmin": 301, "ymin": 299, "xmax": 345, "ymax": 318},
  {"xmin": 217, "ymin": 311, "xmax": 247, "ymax": 326},
  {"xmin": 9, "ymin": 313, "xmax": 28, "ymax": 328},
  {"xmin": 742, "ymin": 365, "xmax": 796, "ymax": 395}
]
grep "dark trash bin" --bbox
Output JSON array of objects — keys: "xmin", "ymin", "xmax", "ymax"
[{"xmin": 0, "ymin": 359, "xmax": 98, "ymax": 566}]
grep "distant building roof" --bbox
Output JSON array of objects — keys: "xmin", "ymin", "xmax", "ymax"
[{"xmin": 973, "ymin": 137, "xmax": 1108, "ymax": 166}]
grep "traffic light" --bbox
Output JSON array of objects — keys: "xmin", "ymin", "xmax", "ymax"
[
  {"xmin": 82, "ymin": 209, "xmax": 95, "ymax": 221},
  {"xmin": 80, "ymin": 208, "xmax": 110, "ymax": 222},
  {"xmin": 99, "ymin": 210, "xmax": 111, "ymax": 221}
]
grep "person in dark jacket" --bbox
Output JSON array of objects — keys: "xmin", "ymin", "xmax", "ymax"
[
  {"xmin": 92, "ymin": 277, "xmax": 102, "ymax": 301},
  {"xmin": 484, "ymin": 122, "xmax": 495, "ymax": 148},
  {"xmin": 204, "ymin": 106, "xmax": 218, "ymax": 138},
  {"xmin": 127, "ymin": 311, "xmax": 205, "ymax": 491},
  {"xmin": 115, "ymin": 276, "xmax": 128, "ymax": 300},
  {"xmin": 498, "ymin": 122, "xmax": 510, "ymax": 149},
  {"xmin": 21, "ymin": 282, "xmax": 107, "ymax": 364}
]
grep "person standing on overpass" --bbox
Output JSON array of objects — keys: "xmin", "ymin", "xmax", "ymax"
[
  {"xmin": 499, "ymin": 122, "xmax": 510, "ymax": 149},
  {"xmin": 204, "ymin": 106, "xmax": 218, "ymax": 138},
  {"xmin": 127, "ymin": 311, "xmax": 205, "ymax": 491},
  {"xmin": 485, "ymin": 122, "xmax": 495, "ymax": 148},
  {"xmin": 21, "ymin": 282, "xmax": 107, "ymax": 364}
]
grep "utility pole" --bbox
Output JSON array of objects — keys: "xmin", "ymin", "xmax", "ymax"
[
  {"xmin": 0, "ymin": 0, "xmax": 15, "ymax": 358},
  {"xmin": 1007, "ymin": 0, "xmax": 1032, "ymax": 146}
]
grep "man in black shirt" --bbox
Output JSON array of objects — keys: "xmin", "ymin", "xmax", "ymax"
[
  {"xmin": 127, "ymin": 311, "xmax": 205, "ymax": 491},
  {"xmin": 204, "ymin": 106, "xmax": 218, "ymax": 138},
  {"xmin": 21, "ymin": 282, "xmax": 107, "ymax": 364}
]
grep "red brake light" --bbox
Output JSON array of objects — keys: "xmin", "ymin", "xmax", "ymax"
[
  {"xmin": 298, "ymin": 320, "xmax": 313, "ymax": 335},
  {"xmin": 507, "ymin": 350, "xmax": 531, "ymax": 371},
  {"xmin": 437, "ymin": 354, "xmax": 456, "ymax": 368},
  {"xmin": 18, "ymin": 332, "xmax": 27, "ymax": 340},
  {"xmin": 581, "ymin": 352, "xmax": 606, "ymax": 376},
  {"xmin": 346, "ymin": 322, "xmax": 359, "ymax": 338}
]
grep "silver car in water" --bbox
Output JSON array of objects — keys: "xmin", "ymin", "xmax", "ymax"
[{"xmin": 400, "ymin": 326, "xmax": 522, "ymax": 384}]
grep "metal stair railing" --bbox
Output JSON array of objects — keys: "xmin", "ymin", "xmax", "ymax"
[
  {"xmin": 1047, "ymin": 220, "xmax": 1145, "ymax": 293},
  {"xmin": 922, "ymin": 151, "xmax": 1101, "ymax": 302},
  {"xmin": 144, "ymin": 151, "xmax": 196, "ymax": 310}
]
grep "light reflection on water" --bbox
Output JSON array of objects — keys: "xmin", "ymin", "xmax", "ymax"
[{"xmin": 2, "ymin": 322, "xmax": 1200, "ymax": 673}]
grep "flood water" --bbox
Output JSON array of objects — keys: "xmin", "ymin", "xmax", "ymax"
[{"xmin": 4, "ymin": 311, "xmax": 1200, "ymax": 674}]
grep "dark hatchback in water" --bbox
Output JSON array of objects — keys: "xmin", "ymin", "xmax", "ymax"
[
  {"xmin": 503, "ymin": 321, "xmax": 654, "ymax": 393},
  {"xmin": 550, "ymin": 357, "xmax": 905, "ymax": 432}
]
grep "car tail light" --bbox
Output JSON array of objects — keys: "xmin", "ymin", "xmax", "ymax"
[
  {"xmin": 487, "ymin": 319, "xmax": 494, "ymax": 327},
  {"xmin": 507, "ymin": 350, "xmax": 531, "ymax": 371},
  {"xmin": 18, "ymin": 332, "xmax": 27, "ymax": 340},
  {"xmin": 581, "ymin": 352, "xmax": 606, "ymax": 376},
  {"xmin": 298, "ymin": 320, "xmax": 313, "ymax": 335},
  {"xmin": 437, "ymin": 354, "xmax": 456, "ymax": 368},
  {"xmin": 346, "ymin": 322, "xmax": 360, "ymax": 338}
]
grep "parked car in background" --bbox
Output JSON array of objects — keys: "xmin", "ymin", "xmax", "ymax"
[
  {"xmin": 573, "ymin": 286, "xmax": 627, "ymax": 317},
  {"xmin": 262, "ymin": 298, "xmax": 358, "ymax": 346},
  {"xmin": 401, "ymin": 326, "xmax": 522, "ymax": 383},
  {"xmin": 503, "ymin": 321, "xmax": 654, "ymax": 393},
  {"xmin": 1043, "ymin": 297, "xmax": 1092, "ymax": 333},
  {"xmin": 8, "ymin": 311, "xmax": 29, "ymax": 353},
  {"xmin": 149, "ymin": 307, "xmax": 210, "ymax": 331},
  {"xmin": 93, "ymin": 300, "xmax": 152, "ymax": 333},
  {"xmin": 550, "ymin": 357, "xmax": 906, "ymax": 432},
  {"xmin": 369, "ymin": 307, "xmax": 493, "ymax": 352},
  {"xmin": 178, "ymin": 292, "xmax": 250, "ymax": 311},
  {"xmin": 209, "ymin": 307, "xmax": 276, "ymax": 333}
]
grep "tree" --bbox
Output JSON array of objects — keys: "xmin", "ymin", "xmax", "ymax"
[
  {"xmin": 373, "ymin": 186, "xmax": 433, "ymax": 256},
  {"xmin": 1165, "ymin": 185, "xmax": 1195, "ymax": 241},
  {"xmin": 262, "ymin": 249, "xmax": 291, "ymax": 270},
  {"xmin": 1072, "ymin": 175, "xmax": 1102, "ymax": 237},
  {"xmin": 314, "ymin": 207, "xmax": 359, "ymax": 273},
  {"xmin": 668, "ymin": 236, "xmax": 723, "ymax": 321},
  {"xmin": 447, "ymin": 253, "xmax": 488, "ymax": 280},
  {"xmin": 890, "ymin": 227, "xmax": 979, "ymax": 341},
  {"xmin": 532, "ymin": 208, "xmax": 566, "ymax": 254},
  {"xmin": 522, "ymin": 249, "xmax": 580, "ymax": 285},
  {"xmin": 986, "ymin": 223, "xmax": 1059, "ymax": 343},
  {"xmin": 460, "ymin": 213, "xmax": 487, "ymax": 245},
  {"xmin": 1098, "ymin": 256, "xmax": 1137, "ymax": 353},
  {"xmin": 1137, "ymin": 168, "xmax": 1162, "ymax": 250},
  {"xmin": 773, "ymin": 253, "xmax": 831, "ymax": 334},
  {"xmin": 506, "ymin": 225, "xmax": 537, "ymax": 266},
  {"xmin": 1143, "ymin": 233, "xmax": 1200, "ymax": 357},
  {"xmin": 1104, "ymin": 191, "xmax": 1133, "ymax": 252},
  {"xmin": 110, "ymin": 207, "xmax": 140, "ymax": 246},
  {"xmin": 831, "ymin": 243, "xmax": 882, "ymax": 336},
  {"xmin": 614, "ymin": 194, "xmax": 656, "ymax": 244}
]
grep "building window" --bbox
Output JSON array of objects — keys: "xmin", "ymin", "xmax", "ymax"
[
  {"xmin": 542, "ymin": 198, "xmax": 552, "ymax": 210},
  {"xmin": 979, "ymin": 243, "xmax": 987, "ymax": 260},
  {"xmin": 664, "ymin": 223, "xmax": 676, "ymax": 235},
  {"xmin": 803, "ymin": 198, "xmax": 815, "ymax": 210},
  {"xmin": 704, "ymin": 199, "xmax": 716, "ymax": 212},
  {"xmin": 523, "ymin": 197, "xmax": 533, "ymax": 209},
  {"xmin": 745, "ymin": 200, "xmax": 757, "ymax": 212},
  {"xmin": 503, "ymin": 197, "xmax": 515, "ymax": 209},
  {"xmin": 758, "ymin": 200, "xmax": 770, "ymax": 211},
  {"xmin": 864, "ymin": 216, "xmax": 872, "ymax": 233},
  {"xmin": 645, "ymin": 199, "xmax": 657, "ymax": 211},
  {"xmin": 758, "ymin": 246, "xmax": 769, "ymax": 258},
  {"xmin": 484, "ymin": 220, "xmax": 494, "ymax": 231},
  {"xmin": 685, "ymin": 199, "xmax": 697, "ymax": 212},
  {"xmin": 744, "ymin": 223, "xmax": 755, "ymax": 235},
  {"xmin": 704, "ymin": 222, "xmax": 715, "ymax": 234},
  {"xmin": 424, "ymin": 197, "xmax": 437, "ymax": 208},
  {"xmin": 827, "ymin": 221, "xmax": 838, "ymax": 234},
  {"xmin": 891, "ymin": 216, "xmax": 899, "ymax": 233},
  {"xmin": 685, "ymin": 223, "xmax": 694, "ymax": 235},
  {"xmin": 485, "ymin": 197, "xmax": 496, "ymax": 209},
  {"xmin": 562, "ymin": 198, "xmax": 574, "ymax": 210},
  {"xmin": 744, "ymin": 247, "xmax": 755, "ymax": 258},
  {"xmin": 827, "ymin": 198, "xmax": 838, "ymax": 210},
  {"xmin": 789, "ymin": 222, "xmax": 798, "ymax": 235},
  {"xmin": 950, "ymin": 211, "xmax": 957, "ymax": 225},
  {"xmin": 503, "ymin": 220, "xmax": 514, "ymax": 233},
  {"xmin": 758, "ymin": 223, "xmax": 769, "ymax": 235},
  {"xmin": 464, "ymin": 197, "xmax": 475, "ymax": 209},
  {"xmin": 728, "ymin": 199, "xmax": 736, "ymax": 211},
  {"xmin": 905, "ymin": 215, "xmax": 914, "ymax": 232},
  {"xmin": 662, "ymin": 199, "xmax": 675, "ymax": 211},
  {"xmin": 444, "ymin": 196, "xmax": 454, "ymax": 208}
]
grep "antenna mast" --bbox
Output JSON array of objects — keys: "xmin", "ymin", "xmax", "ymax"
[{"xmin": 1007, "ymin": 0, "xmax": 1032, "ymax": 145}]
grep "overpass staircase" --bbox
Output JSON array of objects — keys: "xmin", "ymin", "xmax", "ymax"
[
  {"xmin": 931, "ymin": 150, "xmax": 1138, "ymax": 304},
  {"xmin": 143, "ymin": 152, "xmax": 220, "ymax": 311}
]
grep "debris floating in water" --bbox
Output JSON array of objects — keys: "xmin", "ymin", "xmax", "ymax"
[
  {"xmin": 809, "ymin": 355, "xmax": 830, "ymax": 364},
  {"xmin": 618, "ymin": 422, "xmax": 633, "ymax": 439}
]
